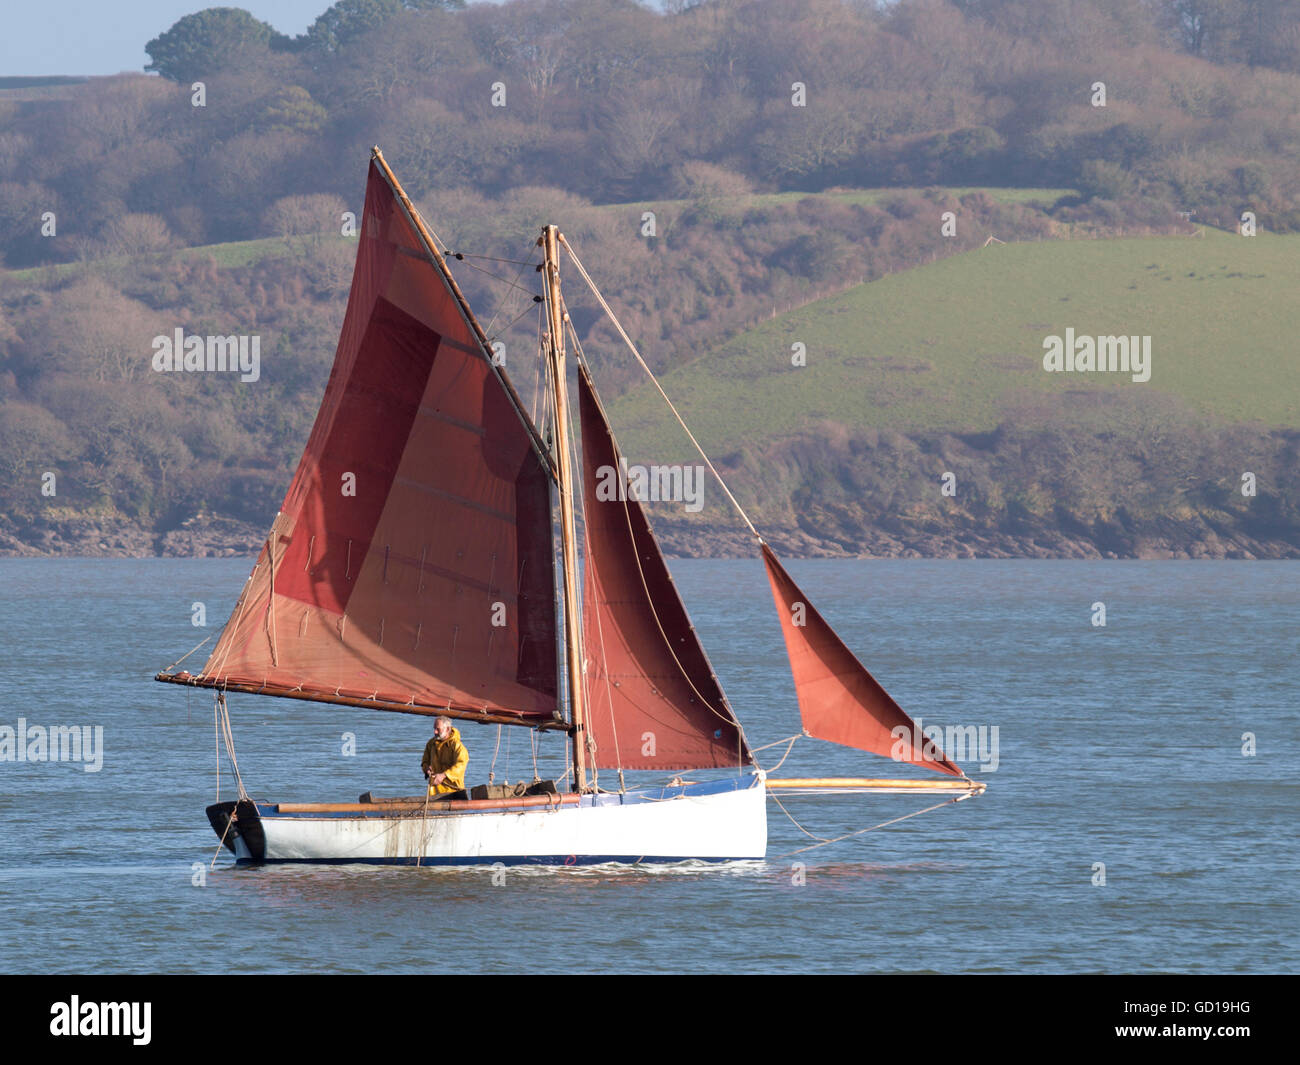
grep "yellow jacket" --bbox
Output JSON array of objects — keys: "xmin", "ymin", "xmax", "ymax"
[{"xmin": 422, "ymin": 727, "xmax": 468, "ymax": 794}]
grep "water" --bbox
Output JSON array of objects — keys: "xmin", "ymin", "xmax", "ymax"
[{"xmin": 0, "ymin": 558, "xmax": 1295, "ymax": 973}]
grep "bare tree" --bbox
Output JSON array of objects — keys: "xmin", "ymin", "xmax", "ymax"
[{"xmin": 99, "ymin": 213, "xmax": 175, "ymax": 257}]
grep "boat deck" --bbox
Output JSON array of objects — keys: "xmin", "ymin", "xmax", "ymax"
[{"xmin": 260, "ymin": 775, "xmax": 759, "ymax": 819}]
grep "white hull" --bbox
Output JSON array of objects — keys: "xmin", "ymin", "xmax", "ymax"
[{"xmin": 216, "ymin": 774, "xmax": 767, "ymax": 866}]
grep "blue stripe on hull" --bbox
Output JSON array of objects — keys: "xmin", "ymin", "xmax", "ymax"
[{"xmin": 235, "ymin": 854, "xmax": 763, "ymax": 867}]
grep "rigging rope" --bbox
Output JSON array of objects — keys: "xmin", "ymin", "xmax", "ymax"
[
  {"xmin": 560, "ymin": 235, "xmax": 763, "ymax": 543},
  {"xmin": 540, "ymin": 239, "xmax": 600, "ymax": 792},
  {"xmin": 530, "ymin": 311, "xmax": 548, "ymax": 428},
  {"xmin": 489, "ymin": 724, "xmax": 502, "ymax": 785},
  {"xmin": 416, "ymin": 784, "xmax": 431, "ymax": 868},
  {"xmin": 216, "ymin": 692, "xmax": 249, "ymax": 801},
  {"xmin": 452, "ymin": 253, "xmax": 536, "ymax": 294},
  {"xmin": 265, "ymin": 533, "xmax": 280, "ymax": 667},
  {"xmin": 210, "ymin": 808, "xmax": 237, "ymax": 871},
  {"xmin": 773, "ymin": 793, "xmax": 975, "ymax": 860},
  {"xmin": 454, "ymin": 252, "xmax": 538, "ymax": 267},
  {"xmin": 753, "ymin": 733, "xmax": 802, "ymax": 752},
  {"xmin": 488, "ymin": 301, "xmax": 549, "ymax": 347},
  {"xmin": 564, "ymin": 314, "xmax": 749, "ymax": 751},
  {"xmin": 557, "ymin": 355, "xmax": 610, "ymax": 789},
  {"xmin": 210, "ymin": 690, "xmax": 250, "ymax": 868},
  {"xmin": 578, "ymin": 495, "xmax": 624, "ymax": 789},
  {"xmin": 208, "ymin": 561, "xmax": 266, "ymax": 687},
  {"xmin": 213, "ymin": 695, "xmax": 221, "ymax": 805},
  {"xmin": 479, "ymin": 238, "xmax": 541, "ymax": 341},
  {"xmin": 769, "ymin": 789, "xmax": 830, "ymax": 842},
  {"xmin": 162, "ymin": 635, "xmax": 212, "ymax": 674},
  {"xmin": 757, "ymin": 734, "xmax": 801, "ymax": 774}
]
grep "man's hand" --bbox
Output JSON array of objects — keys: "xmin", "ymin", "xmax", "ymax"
[{"xmin": 430, "ymin": 772, "xmax": 446, "ymax": 786}]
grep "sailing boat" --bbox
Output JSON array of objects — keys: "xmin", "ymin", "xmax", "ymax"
[{"xmin": 156, "ymin": 149, "xmax": 984, "ymax": 866}]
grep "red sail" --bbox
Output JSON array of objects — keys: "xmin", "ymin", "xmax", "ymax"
[
  {"xmin": 578, "ymin": 367, "xmax": 750, "ymax": 770},
  {"xmin": 191, "ymin": 161, "xmax": 558, "ymax": 721},
  {"xmin": 762, "ymin": 545, "xmax": 961, "ymax": 776}
]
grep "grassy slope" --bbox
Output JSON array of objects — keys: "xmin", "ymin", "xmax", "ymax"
[
  {"xmin": 2, "ymin": 236, "xmax": 306, "ymax": 283},
  {"xmin": 606, "ymin": 228, "xmax": 1300, "ymax": 463}
]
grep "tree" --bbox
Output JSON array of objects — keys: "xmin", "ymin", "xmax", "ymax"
[
  {"xmin": 263, "ymin": 193, "xmax": 350, "ymax": 244},
  {"xmin": 326, "ymin": 10, "xmax": 468, "ymax": 105},
  {"xmin": 255, "ymin": 86, "xmax": 328, "ymax": 134},
  {"xmin": 669, "ymin": 160, "xmax": 754, "ymax": 203},
  {"xmin": 1236, "ymin": 161, "xmax": 1269, "ymax": 199},
  {"xmin": 752, "ymin": 91, "xmax": 866, "ymax": 188},
  {"xmin": 0, "ymin": 401, "xmax": 77, "ymax": 504},
  {"xmin": 1159, "ymin": 0, "xmax": 1236, "ymax": 59},
  {"xmin": 1077, "ymin": 158, "xmax": 1137, "ymax": 201},
  {"xmin": 26, "ymin": 277, "xmax": 164, "ymax": 384},
  {"xmin": 303, "ymin": 0, "xmax": 465, "ymax": 53},
  {"xmin": 0, "ymin": 181, "xmax": 55, "ymax": 267},
  {"xmin": 98, "ymin": 212, "xmax": 175, "ymax": 257},
  {"xmin": 145, "ymin": 8, "xmax": 277, "ymax": 81},
  {"xmin": 0, "ymin": 132, "xmax": 31, "ymax": 181}
]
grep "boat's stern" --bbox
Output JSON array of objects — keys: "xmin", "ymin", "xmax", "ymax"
[{"xmin": 206, "ymin": 799, "xmax": 266, "ymax": 862}]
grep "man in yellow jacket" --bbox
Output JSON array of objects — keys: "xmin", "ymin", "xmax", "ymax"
[{"xmin": 422, "ymin": 716, "xmax": 468, "ymax": 797}]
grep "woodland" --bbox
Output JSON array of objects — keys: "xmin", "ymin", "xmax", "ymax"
[{"xmin": 0, "ymin": 0, "xmax": 1296, "ymax": 556}]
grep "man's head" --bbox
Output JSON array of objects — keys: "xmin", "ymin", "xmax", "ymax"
[{"xmin": 434, "ymin": 716, "xmax": 452, "ymax": 741}]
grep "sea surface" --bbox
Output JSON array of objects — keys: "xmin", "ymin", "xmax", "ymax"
[{"xmin": 0, "ymin": 558, "xmax": 1295, "ymax": 974}]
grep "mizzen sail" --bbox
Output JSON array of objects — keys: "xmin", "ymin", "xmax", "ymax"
[
  {"xmin": 578, "ymin": 366, "xmax": 750, "ymax": 770},
  {"xmin": 166, "ymin": 159, "xmax": 559, "ymax": 724},
  {"xmin": 762, "ymin": 545, "xmax": 961, "ymax": 776}
]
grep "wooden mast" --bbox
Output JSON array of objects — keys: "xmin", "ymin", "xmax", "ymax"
[{"xmin": 542, "ymin": 224, "xmax": 589, "ymax": 793}]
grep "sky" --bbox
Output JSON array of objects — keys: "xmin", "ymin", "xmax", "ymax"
[{"xmin": 0, "ymin": 1, "xmax": 350, "ymax": 77}]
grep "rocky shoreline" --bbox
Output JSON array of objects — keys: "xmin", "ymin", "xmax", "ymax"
[
  {"xmin": 653, "ymin": 525, "xmax": 1300, "ymax": 560},
  {"xmin": 0, "ymin": 514, "xmax": 265, "ymax": 558},
  {"xmin": 650, "ymin": 519, "xmax": 1300, "ymax": 560},
  {"xmin": 1, "ymin": 512, "xmax": 1295, "ymax": 560}
]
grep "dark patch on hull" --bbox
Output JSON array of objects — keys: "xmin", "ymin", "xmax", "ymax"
[{"xmin": 205, "ymin": 799, "xmax": 266, "ymax": 861}]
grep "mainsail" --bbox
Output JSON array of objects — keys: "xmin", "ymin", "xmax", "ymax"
[
  {"xmin": 165, "ymin": 158, "xmax": 559, "ymax": 725},
  {"xmin": 578, "ymin": 366, "xmax": 750, "ymax": 770},
  {"xmin": 762, "ymin": 545, "xmax": 961, "ymax": 776}
]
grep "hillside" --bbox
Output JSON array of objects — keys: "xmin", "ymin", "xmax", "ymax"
[
  {"xmin": 2, "ymin": 177, "xmax": 1120, "ymax": 556},
  {"xmin": 603, "ymin": 230, "xmax": 1300, "ymax": 559},
  {"xmin": 1, "ymin": 186, "xmax": 1295, "ymax": 560},
  {"xmin": 7, "ymin": 0, "xmax": 1300, "ymax": 276},
  {"xmin": 609, "ymin": 229, "xmax": 1300, "ymax": 453}
]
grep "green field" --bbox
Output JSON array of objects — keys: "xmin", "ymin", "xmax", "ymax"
[
  {"xmin": 1, "ymin": 235, "xmax": 300, "ymax": 283},
  {"xmin": 605, "ymin": 228, "xmax": 1300, "ymax": 461}
]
